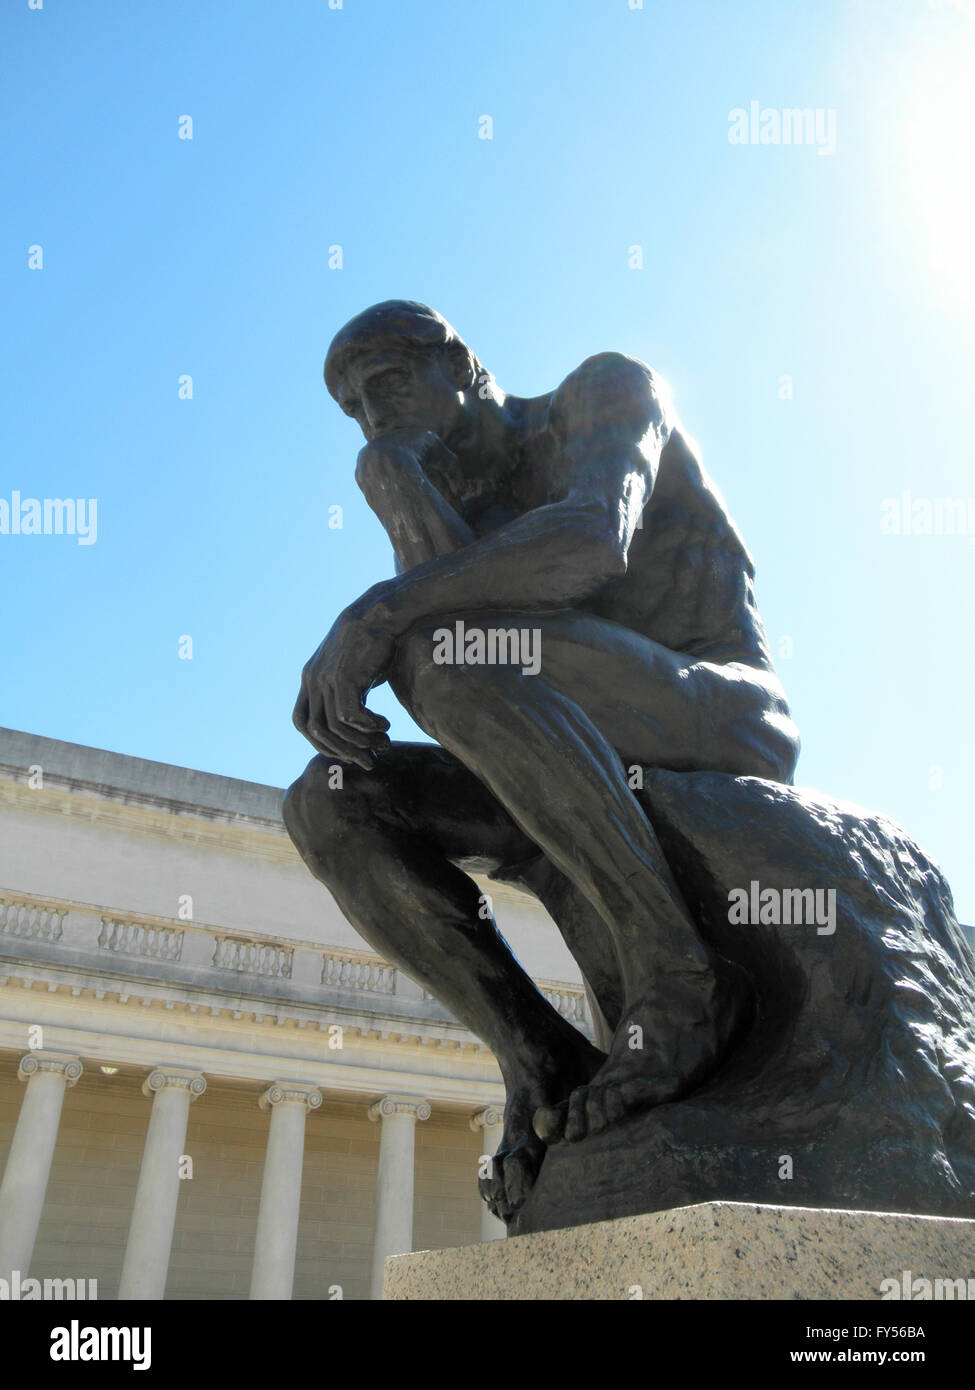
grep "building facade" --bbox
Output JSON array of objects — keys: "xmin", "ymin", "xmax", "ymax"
[{"xmin": 0, "ymin": 728, "xmax": 590, "ymax": 1300}]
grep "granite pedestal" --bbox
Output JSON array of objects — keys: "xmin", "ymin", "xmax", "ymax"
[{"xmin": 384, "ymin": 1201, "xmax": 975, "ymax": 1300}]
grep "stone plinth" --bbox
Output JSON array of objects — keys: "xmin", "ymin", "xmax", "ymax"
[{"xmin": 384, "ymin": 1202, "xmax": 975, "ymax": 1300}]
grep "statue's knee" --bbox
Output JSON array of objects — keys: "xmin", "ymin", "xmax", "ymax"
[
  {"xmin": 773, "ymin": 726, "xmax": 802, "ymax": 785},
  {"xmin": 282, "ymin": 755, "xmax": 358, "ymax": 859},
  {"xmin": 282, "ymin": 758, "xmax": 320, "ymax": 851},
  {"xmin": 750, "ymin": 711, "xmax": 801, "ymax": 784}
]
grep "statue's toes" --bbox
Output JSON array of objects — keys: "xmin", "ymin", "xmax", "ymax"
[
  {"xmin": 586, "ymin": 1085, "xmax": 611, "ymax": 1136},
  {"xmin": 602, "ymin": 1084, "xmax": 627, "ymax": 1126},
  {"xmin": 563, "ymin": 1086, "xmax": 589, "ymax": 1143},
  {"xmin": 502, "ymin": 1146, "xmax": 539, "ymax": 1212},
  {"xmin": 532, "ymin": 1101, "xmax": 568, "ymax": 1145}
]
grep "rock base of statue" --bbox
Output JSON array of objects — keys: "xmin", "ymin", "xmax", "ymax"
[
  {"xmin": 384, "ymin": 1201, "xmax": 975, "ymax": 1300},
  {"xmin": 510, "ymin": 772, "xmax": 975, "ymax": 1234}
]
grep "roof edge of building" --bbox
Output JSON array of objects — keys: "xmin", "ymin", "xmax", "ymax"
[{"xmin": 0, "ymin": 726, "xmax": 286, "ymax": 824}]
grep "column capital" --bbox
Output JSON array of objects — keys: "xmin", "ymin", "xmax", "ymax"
[
  {"xmin": 470, "ymin": 1105, "xmax": 504, "ymax": 1133},
  {"xmin": 368, "ymin": 1094, "xmax": 431, "ymax": 1123},
  {"xmin": 259, "ymin": 1082, "xmax": 323, "ymax": 1112},
  {"xmin": 142, "ymin": 1067, "xmax": 207, "ymax": 1100},
  {"xmin": 18, "ymin": 1052, "xmax": 83, "ymax": 1087}
]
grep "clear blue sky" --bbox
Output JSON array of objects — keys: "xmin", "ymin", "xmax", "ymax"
[{"xmin": 3, "ymin": 1, "xmax": 974, "ymax": 920}]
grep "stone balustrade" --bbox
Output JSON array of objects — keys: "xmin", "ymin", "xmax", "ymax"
[
  {"xmin": 0, "ymin": 897, "xmax": 66, "ymax": 944},
  {"xmin": 98, "ymin": 917, "xmax": 184, "ymax": 961},
  {"xmin": 539, "ymin": 983, "xmax": 589, "ymax": 1023},
  {"xmin": 212, "ymin": 936, "xmax": 293, "ymax": 978},
  {"xmin": 0, "ymin": 887, "xmax": 592, "ymax": 1032},
  {"xmin": 322, "ymin": 950, "xmax": 397, "ymax": 994}
]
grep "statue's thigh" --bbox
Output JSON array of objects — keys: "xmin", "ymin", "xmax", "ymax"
[
  {"xmin": 527, "ymin": 612, "xmax": 793, "ymax": 776},
  {"xmin": 388, "ymin": 608, "xmax": 793, "ymax": 778}
]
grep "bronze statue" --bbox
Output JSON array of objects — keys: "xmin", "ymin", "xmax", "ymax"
[{"xmin": 285, "ymin": 302, "xmax": 975, "ymax": 1231}]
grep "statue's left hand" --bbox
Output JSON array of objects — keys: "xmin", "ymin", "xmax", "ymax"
[{"xmin": 292, "ymin": 604, "xmax": 394, "ymax": 770}]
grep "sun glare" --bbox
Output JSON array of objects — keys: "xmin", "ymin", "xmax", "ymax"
[{"xmin": 899, "ymin": 40, "xmax": 975, "ymax": 311}]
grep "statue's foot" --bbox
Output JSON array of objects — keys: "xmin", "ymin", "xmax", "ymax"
[
  {"xmin": 479, "ymin": 1036, "xmax": 604, "ymax": 1221},
  {"xmin": 477, "ymin": 1114, "xmax": 546, "ymax": 1223},
  {"xmin": 532, "ymin": 966, "xmax": 749, "ymax": 1145}
]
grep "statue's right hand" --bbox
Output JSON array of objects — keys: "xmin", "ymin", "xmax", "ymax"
[
  {"xmin": 353, "ymin": 430, "xmax": 472, "ymax": 569},
  {"xmin": 354, "ymin": 429, "xmax": 443, "ymax": 496},
  {"xmin": 291, "ymin": 602, "xmax": 394, "ymax": 771}
]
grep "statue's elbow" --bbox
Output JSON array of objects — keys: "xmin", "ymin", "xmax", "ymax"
[
  {"xmin": 592, "ymin": 533, "xmax": 628, "ymax": 585},
  {"xmin": 564, "ymin": 505, "xmax": 628, "ymax": 585}
]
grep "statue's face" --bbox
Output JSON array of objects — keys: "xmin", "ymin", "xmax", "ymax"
[{"xmin": 335, "ymin": 344, "xmax": 466, "ymax": 442}]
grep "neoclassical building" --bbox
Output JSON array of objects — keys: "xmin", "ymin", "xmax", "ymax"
[{"xmin": 0, "ymin": 727, "xmax": 592, "ymax": 1300}]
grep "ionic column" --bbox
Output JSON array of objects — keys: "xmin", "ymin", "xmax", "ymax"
[
  {"xmin": 249, "ymin": 1082, "xmax": 322, "ymax": 1301},
  {"xmin": 118, "ymin": 1067, "xmax": 206, "ymax": 1300},
  {"xmin": 471, "ymin": 1106, "xmax": 507, "ymax": 1241},
  {"xmin": 367, "ymin": 1094, "xmax": 430, "ymax": 1300},
  {"xmin": 0, "ymin": 1052, "xmax": 83, "ymax": 1282}
]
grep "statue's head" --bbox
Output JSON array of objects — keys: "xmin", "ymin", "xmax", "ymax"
[{"xmin": 323, "ymin": 300, "xmax": 487, "ymax": 441}]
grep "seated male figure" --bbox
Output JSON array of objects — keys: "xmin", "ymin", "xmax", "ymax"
[{"xmin": 285, "ymin": 301, "xmax": 800, "ymax": 1218}]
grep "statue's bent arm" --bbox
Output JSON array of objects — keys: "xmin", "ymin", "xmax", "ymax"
[
  {"xmin": 358, "ymin": 355, "xmax": 670, "ymax": 637},
  {"xmin": 354, "ymin": 429, "xmax": 476, "ymax": 573}
]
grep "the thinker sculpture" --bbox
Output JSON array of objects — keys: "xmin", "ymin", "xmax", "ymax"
[{"xmin": 285, "ymin": 301, "xmax": 975, "ymax": 1233}]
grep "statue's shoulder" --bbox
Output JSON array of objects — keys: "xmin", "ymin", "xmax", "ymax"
[{"xmin": 549, "ymin": 352, "xmax": 667, "ymax": 441}]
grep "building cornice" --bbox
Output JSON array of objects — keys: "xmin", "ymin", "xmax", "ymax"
[
  {"xmin": 0, "ymin": 772, "xmax": 292, "ymax": 863},
  {"xmin": 0, "ymin": 776, "xmax": 553, "ymax": 916}
]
